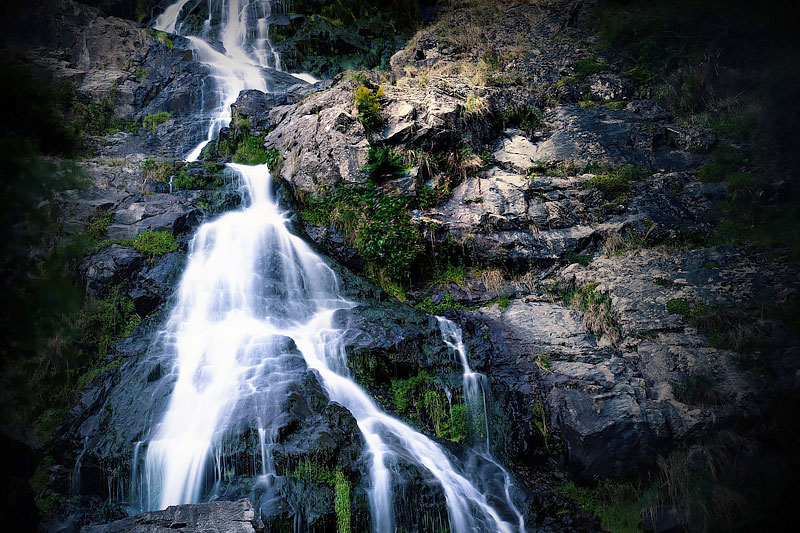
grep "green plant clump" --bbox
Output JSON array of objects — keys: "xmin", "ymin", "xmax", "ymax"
[
  {"xmin": 364, "ymin": 146, "xmax": 407, "ymax": 182},
  {"xmin": 232, "ymin": 135, "xmax": 267, "ymax": 165},
  {"xmin": 582, "ymin": 165, "xmax": 647, "ymax": 208},
  {"xmin": 496, "ymin": 105, "xmax": 542, "ymax": 134},
  {"xmin": 142, "ymin": 111, "xmax": 172, "ymax": 135},
  {"xmin": 131, "ymin": 229, "xmax": 178, "ymax": 256},
  {"xmin": 414, "ymin": 293, "xmax": 468, "ymax": 315},
  {"xmin": 289, "ymin": 460, "xmax": 351, "ymax": 533},
  {"xmin": 666, "ymin": 297, "xmax": 691, "ymax": 316},
  {"xmin": 301, "ymin": 185, "xmax": 421, "ymax": 285},
  {"xmin": 354, "ymin": 85, "xmax": 385, "ymax": 131},
  {"xmin": 265, "ymin": 147, "xmax": 283, "ymax": 175},
  {"xmin": 141, "ymin": 158, "xmax": 175, "ymax": 183}
]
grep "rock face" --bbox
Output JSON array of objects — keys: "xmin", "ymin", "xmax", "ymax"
[{"xmin": 82, "ymin": 499, "xmax": 264, "ymax": 533}]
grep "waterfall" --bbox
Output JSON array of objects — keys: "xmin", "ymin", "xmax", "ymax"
[{"xmin": 140, "ymin": 2, "xmax": 526, "ymax": 531}]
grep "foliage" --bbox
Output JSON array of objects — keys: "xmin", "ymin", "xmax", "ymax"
[
  {"xmin": 172, "ymin": 168, "xmax": 204, "ymax": 190},
  {"xmin": 142, "ymin": 111, "xmax": 172, "ymax": 135},
  {"xmin": 582, "ymin": 165, "xmax": 647, "ymax": 208},
  {"xmin": 550, "ymin": 281, "xmax": 621, "ymax": 344},
  {"xmin": 141, "ymin": 158, "xmax": 175, "ymax": 183},
  {"xmin": 414, "ymin": 293, "xmax": 468, "ymax": 315},
  {"xmin": 265, "ymin": 147, "xmax": 284, "ymax": 175},
  {"xmin": 497, "ymin": 296, "xmax": 510, "ymax": 311},
  {"xmin": 432, "ymin": 263, "xmax": 467, "ymax": 289},
  {"xmin": 535, "ymin": 353, "xmax": 551, "ymax": 371},
  {"xmin": 288, "ymin": 460, "xmax": 352, "ymax": 532},
  {"xmin": 232, "ymin": 135, "xmax": 267, "ymax": 165},
  {"xmin": 666, "ymin": 297, "xmax": 691, "ymax": 316},
  {"xmin": 495, "ymin": 105, "xmax": 542, "ymax": 134},
  {"xmin": 391, "ymin": 370, "xmax": 465, "ymax": 442},
  {"xmin": 555, "ymin": 56, "xmax": 608, "ymax": 88},
  {"xmin": 464, "ymin": 93, "xmax": 487, "ymax": 114},
  {"xmin": 563, "ymin": 250, "xmax": 593, "ymax": 266},
  {"xmin": 131, "ymin": 230, "xmax": 178, "ymax": 256},
  {"xmin": 696, "ymin": 145, "xmax": 745, "ymax": 182},
  {"xmin": 590, "ymin": 0, "xmax": 800, "ymax": 156},
  {"xmin": 154, "ymin": 30, "xmax": 174, "ymax": 49},
  {"xmin": 354, "ymin": 85, "xmax": 386, "ymax": 131},
  {"xmin": 364, "ymin": 146, "xmax": 407, "ymax": 182},
  {"xmin": 301, "ymin": 184, "xmax": 420, "ymax": 285}
]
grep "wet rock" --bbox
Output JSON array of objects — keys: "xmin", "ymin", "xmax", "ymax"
[
  {"xmin": 82, "ymin": 499, "xmax": 264, "ymax": 533},
  {"xmin": 80, "ymin": 244, "xmax": 146, "ymax": 297}
]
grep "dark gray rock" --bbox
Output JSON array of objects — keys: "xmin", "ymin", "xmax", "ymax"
[
  {"xmin": 81, "ymin": 499, "xmax": 264, "ymax": 533},
  {"xmin": 80, "ymin": 244, "xmax": 146, "ymax": 297}
]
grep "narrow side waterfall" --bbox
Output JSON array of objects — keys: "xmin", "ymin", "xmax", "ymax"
[{"xmin": 140, "ymin": 1, "xmax": 527, "ymax": 531}]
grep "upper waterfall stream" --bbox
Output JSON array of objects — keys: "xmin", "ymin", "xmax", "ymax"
[{"xmin": 140, "ymin": 1, "xmax": 526, "ymax": 531}]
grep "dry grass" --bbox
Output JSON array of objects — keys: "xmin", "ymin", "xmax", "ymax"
[
  {"xmin": 480, "ymin": 268, "xmax": 504, "ymax": 295},
  {"xmin": 657, "ymin": 434, "xmax": 749, "ymax": 532},
  {"xmin": 464, "ymin": 93, "xmax": 487, "ymax": 114}
]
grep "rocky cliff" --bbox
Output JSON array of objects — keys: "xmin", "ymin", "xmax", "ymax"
[{"xmin": 1, "ymin": 1, "xmax": 798, "ymax": 532}]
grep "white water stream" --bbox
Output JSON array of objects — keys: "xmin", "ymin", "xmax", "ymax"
[{"xmin": 141, "ymin": 1, "xmax": 525, "ymax": 530}]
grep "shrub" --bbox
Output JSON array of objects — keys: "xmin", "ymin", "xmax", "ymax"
[
  {"xmin": 131, "ymin": 230, "xmax": 178, "ymax": 256},
  {"xmin": 142, "ymin": 111, "xmax": 172, "ymax": 135},
  {"xmin": 301, "ymin": 185, "xmax": 420, "ymax": 284},
  {"xmin": 140, "ymin": 158, "xmax": 174, "ymax": 183},
  {"xmin": 172, "ymin": 169, "xmax": 204, "ymax": 190},
  {"xmin": 265, "ymin": 147, "xmax": 283, "ymax": 175},
  {"xmin": 354, "ymin": 85, "xmax": 385, "ymax": 131},
  {"xmin": 232, "ymin": 135, "xmax": 267, "ymax": 165},
  {"xmin": 496, "ymin": 105, "xmax": 542, "ymax": 133},
  {"xmin": 364, "ymin": 146, "xmax": 407, "ymax": 182}
]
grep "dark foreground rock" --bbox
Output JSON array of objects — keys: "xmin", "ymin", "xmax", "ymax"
[{"xmin": 82, "ymin": 499, "xmax": 263, "ymax": 533}]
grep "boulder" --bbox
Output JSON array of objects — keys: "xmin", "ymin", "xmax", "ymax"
[{"xmin": 82, "ymin": 499, "xmax": 264, "ymax": 533}]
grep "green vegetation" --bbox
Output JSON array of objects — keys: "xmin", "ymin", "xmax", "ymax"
[
  {"xmin": 497, "ymin": 296, "xmax": 510, "ymax": 311},
  {"xmin": 666, "ymin": 297, "xmax": 691, "ymax": 316},
  {"xmin": 548, "ymin": 281, "xmax": 621, "ymax": 344},
  {"xmin": 665, "ymin": 298, "xmax": 776, "ymax": 355},
  {"xmin": 130, "ymin": 229, "xmax": 179, "ymax": 256},
  {"xmin": 232, "ymin": 135, "xmax": 267, "ymax": 165},
  {"xmin": 582, "ymin": 165, "xmax": 647, "ymax": 209},
  {"xmin": 591, "ymin": 0, "xmax": 800, "ymax": 154},
  {"xmin": 414, "ymin": 293, "xmax": 468, "ymax": 315},
  {"xmin": 535, "ymin": 354, "xmax": 551, "ymax": 371},
  {"xmin": 142, "ymin": 111, "xmax": 172, "ymax": 135},
  {"xmin": 696, "ymin": 145, "xmax": 745, "ymax": 183},
  {"xmin": 555, "ymin": 56, "xmax": 608, "ymax": 88},
  {"xmin": 288, "ymin": 460, "xmax": 352, "ymax": 532},
  {"xmin": 154, "ymin": 30, "xmax": 174, "ymax": 49},
  {"xmin": 354, "ymin": 85, "xmax": 385, "ymax": 131},
  {"xmin": 94, "ymin": 229, "xmax": 178, "ymax": 259},
  {"xmin": 464, "ymin": 93, "xmax": 487, "ymax": 114},
  {"xmin": 364, "ymin": 146, "xmax": 407, "ymax": 181},
  {"xmin": 563, "ymin": 250, "xmax": 593, "ymax": 266},
  {"xmin": 265, "ymin": 147, "xmax": 284, "ymax": 175},
  {"xmin": 141, "ymin": 158, "xmax": 175, "ymax": 183},
  {"xmin": 390, "ymin": 370, "xmax": 466, "ymax": 442},
  {"xmin": 495, "ymin": 105, "xmax": 542, "ymax": 134},
  {"xmin": 564, "ymin": 479, "xmax": 659, "ymax": 533},
  {"xmin": 672, "ymin": 373, "xmax": 722, "ymax": 405},
  {"xmin": 270, "ymin": 1, "xmax": 417, "ymax": 77},
  {"xmin": 301, "ymin": 184, "xmax": 420, "ymax": 288}
]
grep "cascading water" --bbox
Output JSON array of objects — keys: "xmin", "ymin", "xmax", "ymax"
[{"xmin": 139, "ymin": 1, "xmax": 527, "ymax": 530}]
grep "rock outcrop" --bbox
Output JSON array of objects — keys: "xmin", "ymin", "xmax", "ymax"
[{"xmin": 82, "ymin": 499, "xmax": 264, "ymax": 533}]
